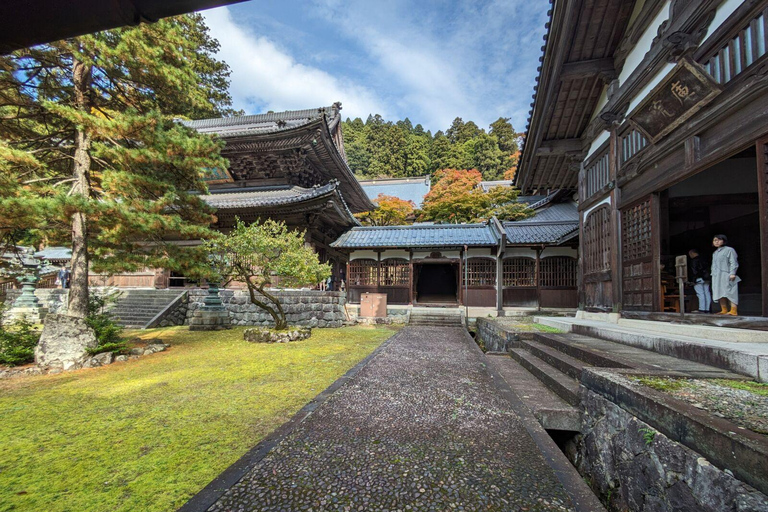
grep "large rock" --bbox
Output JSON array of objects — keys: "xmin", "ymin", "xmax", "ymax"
[{"xmin": 35, "ymin": 314, "xmax": 98, "ymax": 370}]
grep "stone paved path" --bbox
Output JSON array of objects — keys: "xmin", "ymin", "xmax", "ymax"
[{"xmin": 206, "ymin": 327, "xmax": 577, "ymax": 511}]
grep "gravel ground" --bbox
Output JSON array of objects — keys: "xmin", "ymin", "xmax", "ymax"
[
  {"xmin": 638, "ymin": 378, "xmax": 768, "ymax": 436},
  {"xmin": 206, "ymin": 326, "xmax": 576, "ymax": 511}
]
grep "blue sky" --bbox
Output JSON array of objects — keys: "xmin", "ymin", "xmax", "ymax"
[{"xmin": 201, "ymin": 0, "xmax": 549, "ymax": 133}]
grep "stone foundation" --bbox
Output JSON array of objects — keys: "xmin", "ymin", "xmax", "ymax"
[
  {"xmin": 35, "ymin": 314, "xmax": 97, "ymax": 370},
  {"xmin": 567, "ymin": 390, "xmax": 768, "ymax": 512},
  {"xmin": 186, "ymin": 289, "xmax": 346, "ymax": 328},
  {"xmin": 188, "ymin": 308, "xmax": 231, "ymax": 331}
]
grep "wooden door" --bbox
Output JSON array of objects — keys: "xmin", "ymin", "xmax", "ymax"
[
  {"xmin": 757, "ymin": 137, "xmax": 768, "ymax": 316},
  {"xmin": 582, "ymin": 205, "xmax": 613, "ymax": 310},
  {"xmin": 621, "ymin": 196, "xmax": 658, "ymax": 311}
]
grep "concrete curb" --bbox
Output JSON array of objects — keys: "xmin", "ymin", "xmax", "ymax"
[
  {"xmin": 464, "ymin": 330, "xmax": 606, "ymax": 512},
  {"xmin": 176, "ymin": 328, "xmax": 403, "ymax": 512}
]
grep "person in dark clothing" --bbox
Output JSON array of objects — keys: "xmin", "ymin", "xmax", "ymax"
[{"xmin": 688, "ymin": 249, "xmax": 711, "ymax": 313}]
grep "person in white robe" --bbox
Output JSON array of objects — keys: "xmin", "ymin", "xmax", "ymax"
[{"xmin": 710, "ymin": 234, "xmax": 739, "ymax": 316}]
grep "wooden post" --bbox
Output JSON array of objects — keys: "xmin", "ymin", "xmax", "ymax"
[
  {"xmin": 651, "ymin": 193, "xmax": 662, "ymax": 312},
  {"xmin": 345, "ymin": 260, "xmax": 350, "ymax": 303},
  {"xmin": 757, "ymin": 137, "xmax": 768, "ymax": 317},
  {"xmin": 535, "ymin": 248, "xmax": 541, "ymax": 311},
  {"xmin": 609, "ymin": 126, "xmax": 622, "ymax": 313}
]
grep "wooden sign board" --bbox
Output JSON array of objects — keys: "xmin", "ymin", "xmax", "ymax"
[
  {"xmin": 629, "ymin": 59, "xmax": 721, "ymax": 143},
  {"xmin": 201, "ymin": 166, "xmax": 234, "ymax": 185},
  {"xmin": 675, "ymin": 255, "xmax": 688, "ymax": 281}
]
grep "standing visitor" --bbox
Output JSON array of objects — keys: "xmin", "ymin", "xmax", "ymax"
[
  {"xmin": 711, "ymin": 235, "xmax": 739, "ymax": 316},
  {"xmin": 688, "ymin": 248, "xmax": 711, "ymax": 313},
  {"xmin": 57, "ymin": 265, "xmax": 71, "ymax": 289}
]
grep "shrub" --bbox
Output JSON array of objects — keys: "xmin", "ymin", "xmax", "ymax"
[
  {"xmin": 85, "ymin": 292, "xmax": 127, "ymax": 355},
  {"xmin": 0, "ymin": 315, "xmax": 41, "ymax": 366}
]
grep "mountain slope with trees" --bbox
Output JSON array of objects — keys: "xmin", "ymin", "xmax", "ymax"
[{"xmin": 342, "ymin": 115, "xmax": 522, "ymax": 181}]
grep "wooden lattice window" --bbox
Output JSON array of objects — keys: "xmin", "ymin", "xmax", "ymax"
[
  {"xmin": 622, "ymin": 199, "xmax": 653, "ymax": 262},
  {"xmin": 464, "ymin": 258, "xmax": 496, "ymax": 287},
  {"xmin": 584, "ymin": 150, "xmax": 610, "ymax": 199},
  {"xmin": 702, "ymin": 8, "xmax": 768, "ymax": 84},
  {"xmin": 502, "ymin": 258, "xmax": 536, "ymax": 287},
  {"xmin": 539, "ymin": 257, "xmax": 577, "ymax": 288},
  {"xmin": 349, "ymin": 259, "xmax": 378, "ymax": 286},
  {"xmin": 583, "ymin": 206, "xmax": 612, "ymax": 275},
  {"xmin": 380, "ymin": 259, "xmax": 410, "ymax": 286},
  {"xmin": 620, "ymin": 128, "xmax": 649, "ymax": 164}
]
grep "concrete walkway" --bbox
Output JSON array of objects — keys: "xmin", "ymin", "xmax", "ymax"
[{"xmin": 182, "ymin": 326, "xmax": 601, "ymax": 512}]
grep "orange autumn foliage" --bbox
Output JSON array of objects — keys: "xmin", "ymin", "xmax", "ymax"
[{"xmin": 356, "ymin": 194, "xmax": 416, "ymax": 226}]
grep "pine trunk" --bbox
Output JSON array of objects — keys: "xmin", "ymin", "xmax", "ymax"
[{"xmin": 68, "ymin": 59, "xmax": 92, "ymax": 319}]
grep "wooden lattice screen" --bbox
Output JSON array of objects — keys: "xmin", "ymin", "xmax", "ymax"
[
  {"xmin": 464, "ymin": 258, "xmax": 496, "ymax": 287},
  {"xmin": 621, "ymin": 197, "xmax": 655, "ymax": 310},
  {"xmin": 702, "ymin": 7, "xmax": 768, "ymax": 85},
  {"xmin": 583, "ymin": 206, "xmax": 612, "ymax": 276},
  {"xmin": 380, "ymin": 259, "xmax": 410, "ymax": 286},
  {"xmin": 349, "ymin": 259, "xmax": 378, "ymax": 286},
  {"xmin": 502, "ymin": 258, "xmax": 536, "ymax": 287},
  {"xmin": 620, "ymin": 128, "xmax": 649, "ymax": 164},
  {"xmin": 584, "ymin": 150, "xmax": 610, "ymax": 199},
  {"xmin": 539, "ymin": 257, "xmax": 577, "ymax": 288}
]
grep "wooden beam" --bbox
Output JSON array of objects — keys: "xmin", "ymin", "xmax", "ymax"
[
  {"xmin": 536, "ymin": 138, "xmax": 584, "ymax": 155},
  {"xmin": 560, "ymin": 57, "xmax": 615, "ymax": 80}
]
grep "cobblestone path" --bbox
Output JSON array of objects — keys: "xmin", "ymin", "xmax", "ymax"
[{"xmin": 206, "ymin": 327, "xmax": 577, "ymax": 511}]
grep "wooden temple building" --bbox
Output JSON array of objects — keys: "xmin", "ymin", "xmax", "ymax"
[
  {"xmin": 516, "ymin": 0, "xmax": 768, "ymax": 318},
  {"xmin": 331, "ymin": 194, "xmax": 579, "ymax": 311}
]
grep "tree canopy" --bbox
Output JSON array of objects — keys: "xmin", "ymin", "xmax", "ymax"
[
  {"xmin": 203, "ymin": 219, "xmax": 331, "ymax": 330},
  {"xmin": 0, "ymin": 14, "xmax": 233, "ymax": 318},
  {"xmin": 419, "ymin": 169, "xmax": 533, "ymax": 224},
  {"xmin": 343, "ymin": 116, "xmax": 522, "ymax": 181},
  {"xmin": 355, "ymin": 194, "xmax": 416, "ymax": 226}
]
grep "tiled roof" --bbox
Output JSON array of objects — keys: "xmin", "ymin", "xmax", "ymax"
[
  {"xmin": 359, "ymin": 176, "xmax": 431, "ymax": 207},
  {"xmin": 181, "ymin": 105, "xmax": 337, "ymax": 138},
  {"xmin": 331, "ymin": 223, "xmax": 499, "ymax": 249},
  {"xmin": 503, "ymin": 201, "xmax": 579, "ymax": 244},
  {"xmin": 34, "ymin": 246, "xmax": 71, "ymax": 261},
  {"xmin": 200, "ymin": 182, "xmax": 340, "ymax": 209}
]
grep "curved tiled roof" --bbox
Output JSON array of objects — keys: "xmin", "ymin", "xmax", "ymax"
[
  {"xmin": 182, "ymin": 105, "xmax": 338, "ymax": 138},
  {"xmin": 200, "ymin": 182, "xmax": 340, "ymax": 209},
  {"xmin": 331, "ymin": 223, "xmax": 499, "ymax": 249}
]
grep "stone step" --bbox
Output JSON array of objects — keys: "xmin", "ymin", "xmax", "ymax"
[
  {"xmin": 534, "ymin": 333, "xmax": 634, "ymax": 369},
  {"xmin": 486, "ymin": 354, "xmax": 581, "ymax": 431},
  {"xmin": 535, "ymin": 331, "xmax": 745, "ymax": 379},
  {"xmin": 509, "ymin": 348, "xmax": 580, "ymax": 406},
  {"xmin": 518, "ymin": 339, "xmax": 590, "ymax": 379}
]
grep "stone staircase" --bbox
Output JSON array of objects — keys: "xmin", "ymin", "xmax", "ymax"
[
  {"xmin": 108, "ymin": 289, "xmax": 186, "ymax": 329},
  {"xmin": 409, "ymin": 308, "xmax": 464, "ymax": 327},
  {"xmin": 486, "ymin": 331, "xmax": 743, "ymax": 432}
]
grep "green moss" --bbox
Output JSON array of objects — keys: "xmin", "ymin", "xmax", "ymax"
[
  {"xmin": 0, "ymin": 325, "xmax": 398, "ymax": 512},
  {"xmin": 633, "ymin": 376, "xmax": 689, "ymax": 393},
  {"xmin": 531, "ymin": 323, "xmax": 563, "ymax": 333},
  {"xmin": 711, "ymin": 379, "xmax": 768, "ymax": 397}
]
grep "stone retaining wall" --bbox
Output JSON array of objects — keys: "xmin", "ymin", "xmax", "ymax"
[
  {"xmin": 475, "ymin": 318, "xmax": 518, "ymax": 352},
  {"xmin": 4, "ymin": 289, "xmax": 68, "ymax": 315},
  {"xmin": 185, "ymin": 289, "xmax": 346, "ymax": 328},
  {"xmin": 567, "ymin": 390, "xmax": 768, "ymax": 512}
]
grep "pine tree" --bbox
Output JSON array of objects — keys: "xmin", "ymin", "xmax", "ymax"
[{"xmin": 0, "ymin": 15, "xmax": 233, "ymax": 318}]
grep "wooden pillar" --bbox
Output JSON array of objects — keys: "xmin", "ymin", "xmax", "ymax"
[
  {"xmin": 496, "ymin": 255, "xmax": 503, "ymax": 313},
  {"xmin": 651, "ymin": 193, "xmax": 662, "ymax": 312},
  {"xmin": 609, "ymin": 126, "xmax": 622, "ymax": 312},
  {"xmin": 756, "ymin": 137, "xmax": 768, "ymax": 316},
  {"xmin": 535, "ymin": 248, "xmax": 541, "ymax": 310},
  {"xmin": 345, "ymin": 260, "xmax": 350, "ymax": 303}
]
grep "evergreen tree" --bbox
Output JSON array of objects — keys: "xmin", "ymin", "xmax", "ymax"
[{"xmin": 0, "ymin": 15, "xmax": 232, "ymax": 319}]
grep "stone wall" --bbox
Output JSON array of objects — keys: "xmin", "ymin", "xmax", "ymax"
[
  {"xmin": 185, "ymin": 289, "xmax": 346, "ymax": 328},
  {"xmin": 4, "ymin": 289, "xmax": 68, "ymax": 315},
  {"xmin": 475, "ymin": 318, "xmax": 518, "ymax": 352},
  {"xmin": 567, "ymin": 390, "xmax": 768, "ymax": 512}
]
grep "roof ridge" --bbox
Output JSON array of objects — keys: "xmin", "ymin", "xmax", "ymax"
[
  {"xmin": 351, "ymin": 223, "xmax": 487, "ymax": 230},
  {"xmin": 182, "ymin": 106, "xmax": 334, "ymax": 129}
]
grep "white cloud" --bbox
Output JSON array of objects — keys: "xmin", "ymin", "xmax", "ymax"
[{"xmin": 202, "ymin": 7, "xmax": 387, "ymax": 120}]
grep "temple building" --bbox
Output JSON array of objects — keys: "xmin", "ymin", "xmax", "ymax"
[
  {"xmin": 331, "ymin": 194, "xmax": 578, "ymax": 313},
  {"xmin": 516, "ymin": 0, "xmax": 768, "ymax": 320},
  {"xmin": 150, "ymin": 103, "xmax": 372, "ymax": 288}
]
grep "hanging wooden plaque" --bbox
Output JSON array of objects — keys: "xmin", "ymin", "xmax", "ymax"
[{"xmin": 629, "ymin": 59, "xmax": 721, "ymax": 143}]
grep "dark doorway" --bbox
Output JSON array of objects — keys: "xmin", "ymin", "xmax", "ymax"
[
  {"xmin": 661, "ymin": 147, "xmax": 762, "ymax": 316},
  {"xmin": 415, "ymin": 263, "xmax": 458, "ymax": 304}
]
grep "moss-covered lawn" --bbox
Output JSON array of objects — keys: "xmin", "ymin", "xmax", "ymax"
[{"xmin": 0, "ymin": 325, "xmax": 398, "ymax": 512}]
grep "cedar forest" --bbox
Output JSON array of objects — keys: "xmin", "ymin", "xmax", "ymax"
[{"xmin": 342, "ymin": 115, "xmax": 521, "ymax": 181}]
